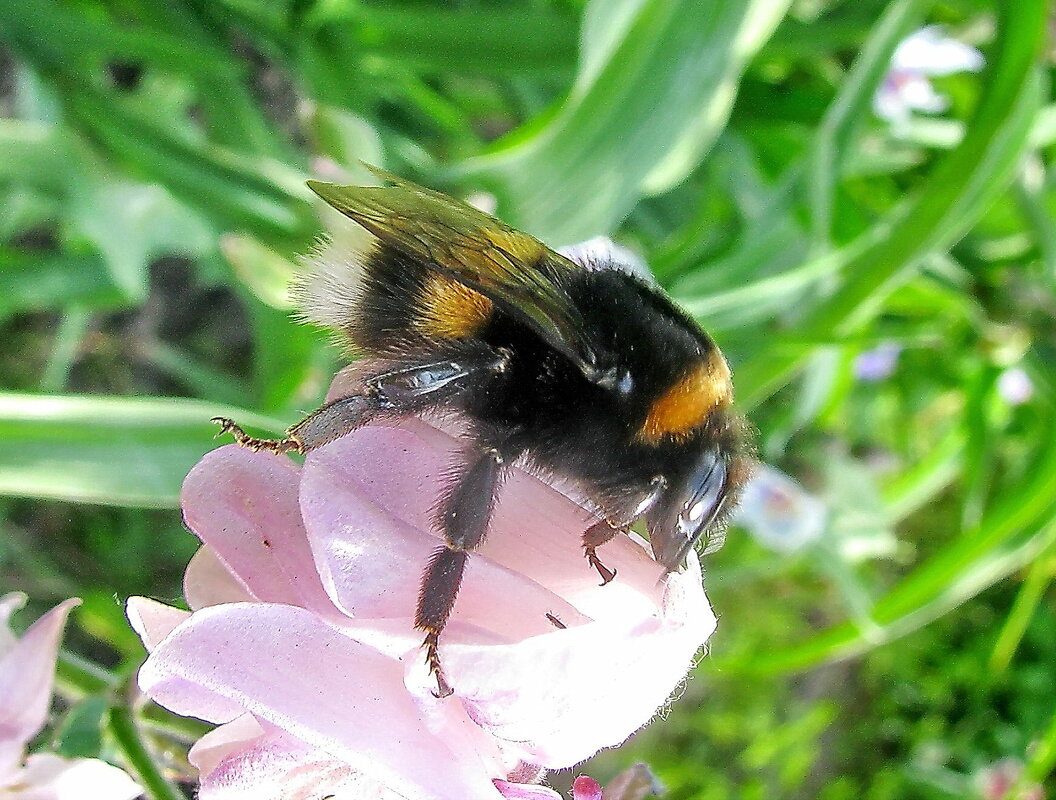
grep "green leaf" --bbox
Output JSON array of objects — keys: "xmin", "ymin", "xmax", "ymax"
[
  {"xmin": 461, "ymin": 0, "xmax": 793, "ymax": 244},
  {"xmin": 331, "ymin": 4, "xmax": 579, "ymax": 74},
  {"xmin": 0, "ymin": 119, "xmax": 76, "ymax": 192},
  {"xmin": 0, "ymin": 393, "xmax": 286, "ymax": 507},
  {"xmin": 70, "ymin": 180, "xmax": 218, "ymax": 302},
  {"xmin": 53, "ymin": 696, "xmax": 108, "ymax": 759}
]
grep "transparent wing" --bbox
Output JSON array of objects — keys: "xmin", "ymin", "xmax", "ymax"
[{"xmin": 307, "ymin": 167, "xmax": 602, "ymax": 375}]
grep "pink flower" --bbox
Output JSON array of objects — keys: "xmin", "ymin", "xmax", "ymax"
[
  {"xmin": 128, "ymin": 417, "xmax": 714, "ymax": 800},
  {"xmin": 0, "ymin": 593, "xmax": 142, "ymax": 800}
]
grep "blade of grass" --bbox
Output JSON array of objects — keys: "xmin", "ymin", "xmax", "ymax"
[
  {"xmin": 737, "ymin": 0, "xmax": 1047, "ymax": 410},
  {"xmin": 107, "ymin": 706, "xmax": 186, "ymax": 800},
  {"xmin": 881, "ymin": 425, "xmax": 964, "ymax": 522},
  {"xmin": 0, "ymin": 393, "xmax": 287, "ymax": 507},
  {"xmin": 989, "ymin": 542, "xmax": 1056, "ymax": 674},
  {"xmin": 808, "ymin": 0, "xmax": 929, "ymax": 250},
  {"xmin": 40, "ymin": 306, "xmax": 92, "ymax": 393}
]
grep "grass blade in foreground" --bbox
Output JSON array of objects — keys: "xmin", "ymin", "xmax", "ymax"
[
  {"xmin": 736, "ymin": 0, "xmax": 1047, "ymax": 409},
  {"xmin": 0, "ymin": 394, "xmax": 286, "ymax": 508}
]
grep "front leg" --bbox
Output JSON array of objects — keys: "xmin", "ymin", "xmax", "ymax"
[
  {"xmin": 415, "ymin": 444, "xmax": 511, "ymax": 697},
  {"xmin": 582, "ymin": 476, "xmax": 668, "ymax": 584},
  {"xmin": 582, "ymin": 520, "xmax": 619, "ymax": 585},
  {"xmin": 213, "ymin": 346, "xmax": 509, "ymax": 454}
]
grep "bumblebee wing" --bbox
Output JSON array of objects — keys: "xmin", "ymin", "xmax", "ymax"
[{"xmin": 306, "ymin": 170, "xmax": 601, "ymax": 375}]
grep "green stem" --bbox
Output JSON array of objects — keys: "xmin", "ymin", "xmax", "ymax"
[{"xmin": 107, "ymin": 706, "xmax": 187, "ymax": 800}]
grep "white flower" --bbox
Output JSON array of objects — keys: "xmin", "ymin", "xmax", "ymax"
[{"xmin": 873, "ymin": 26, "xmax": 984, "ymax": 128}]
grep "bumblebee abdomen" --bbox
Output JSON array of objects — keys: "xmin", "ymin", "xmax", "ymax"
[
  {"xmin": 297, "ymin": 236, "xmax": 494, "ymax": 353},
  {"xmin": 413, "ymin": 273, "xmax": 494, "ymax": 340}
]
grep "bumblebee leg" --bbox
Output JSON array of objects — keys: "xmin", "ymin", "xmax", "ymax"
[
  {"xmin": 415, "ymin": 445, "xmax": 508, "ymax": 697},
  {"xmin": 212, "ymin": 393, "xmax": 375, "ymax": 454},
  {"xmin": 214, "ymin": 347, "xmax": 510, "ymax": 454},
  {"xmin": 211, "ymin": 417, "xmax": 304, "ymax": 455},
  {"xmin": 582, "ymin": 520, "xmax": 619, "ymax": 585}
]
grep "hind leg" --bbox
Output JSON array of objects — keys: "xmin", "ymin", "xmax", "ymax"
[
  {"xmin": 213, "ymin": 348, "xmax": 510, "ymax": 454},
  {"xmin": 415, "ymin": 445, "xmax": 510, "ymax": 697}
]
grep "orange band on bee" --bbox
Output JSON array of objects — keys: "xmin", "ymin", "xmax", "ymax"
[
  {"xmin": 415, "ymin": 274, "xmax": 494, "ymax": 339},
  {"xmin": 638, "ymin": 352, "xmax": 732, "ymax": 443}
]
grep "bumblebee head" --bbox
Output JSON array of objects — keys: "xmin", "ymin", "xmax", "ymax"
[{"xmin": 645, "ymin": 414, "xmax": 753, "ymax": 572}]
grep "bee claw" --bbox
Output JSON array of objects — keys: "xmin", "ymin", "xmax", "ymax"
[
  {"xmin": 431, "ymin": 674, "xmax": 453, "ymax": 699},
  {"xmin": 211, "ymin": 417, "xmax": 233, "ymax": 439},
  {"xmin": 422, "ymin": 631, "xmax": 453, "ymax": 698},
  {"xmin": 584, "ymin": 546, "xmax": 617, "ymax": 586}
]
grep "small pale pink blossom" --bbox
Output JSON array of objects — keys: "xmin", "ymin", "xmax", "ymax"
[
  {"xmin": 873, "ymin": 26, "xmax": 984, "ymax": 128},
  {"xmin": 975, "ymin": 757, "xmax": 1044, "ymax": 800},
  {"xmin": 0, "ymin": 593, "xmax": 142, "ymax": 800},
  {"xmin": 128, "ymin": 416, "xmax": 714, "ymax": 800},
  {"xmin": 733, "ymin": 465, "xmax": 826, "ymax": 553},
  {"xmin": 997, "ymin": 367, "xmax": 1034, "ymax": 406}
]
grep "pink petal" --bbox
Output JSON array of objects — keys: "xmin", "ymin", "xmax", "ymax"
[
  {"xmin": 139, "ymin": 603, "xmax": 508, "ymax": 800},
  {"xmin": 443, "ymin": 561, "xmax": 714, "ymax": 768},
  {"xmin": 0, "ymin": 598, "xmax": 79, "ymax": 755},
  {"xmin": 181, "ymin": 447, "xmax": 340, "ymax": 620},
  {"xmin": 493, "ymin": 779, "xmax": 562, "ymax": 800},
  {"xmin": 302, "ymin": 423, "xmax": 664, "ymax": 629},
  {"xmin": 302, "ymin": 435, "xmax": 591, "ymax": 641},
  {"xmin": 125, "ymin": 598, "xmax": 191, "ymax": 653},
  {"xmin": 183, "ymin": 547, "xmax": 254, "ymax": 611},
  {"xmin": 188, "ymin": 715, "xmax": 266, "ymax": 777},
  {"xmin": 198, "ymin": 728, "xmax": 408, "ymax": 800},
  {"xmin": 14, "ymin": 753, "xmax": 142, "ymax": 800}
]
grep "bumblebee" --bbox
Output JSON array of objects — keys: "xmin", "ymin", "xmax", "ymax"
[{"xmin": 215, "ymin": 167, "xmax": 753, "ymax": 695}]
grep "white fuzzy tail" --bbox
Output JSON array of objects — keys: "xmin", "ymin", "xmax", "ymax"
[{"xmin": 291, "ymin": 211, "xmax": 376, "ymax": 332}]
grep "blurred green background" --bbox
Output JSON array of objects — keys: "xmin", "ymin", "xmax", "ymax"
[{"xmin": 1, "ymin": 0, "xmax": 1054, "ymax": 798}]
